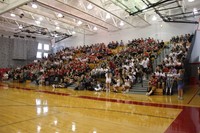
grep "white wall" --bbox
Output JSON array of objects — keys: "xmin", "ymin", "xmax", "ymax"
[
  {"xmin": 0, "ymin": 30, "xmax": 52, "ymax": 68},
  {"xmin": 190, "ymin": 30, "xmax": 200, "ymax": 63},
  {"xmin": 54, "ymin": 22, "xmax": 198, "ymax": 50}
]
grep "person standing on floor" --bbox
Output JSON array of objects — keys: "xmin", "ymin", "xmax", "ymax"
[
  {"xmin": 177, "ymin": 69, "xmax": 184, "ymax": 100},
  {"xmin": 105, "ymin": 71, "xmax": 112, "ymax": 92}
]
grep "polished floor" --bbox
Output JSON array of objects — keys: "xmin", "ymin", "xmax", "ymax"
[{"xmin": 0, "ymin": 82, "xmax": 200, "ymax": 133}]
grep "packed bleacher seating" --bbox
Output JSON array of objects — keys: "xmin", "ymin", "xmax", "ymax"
[
  {"xmin": 1, "ymin": 34, "xmax": 192, "ymax": 95},
  {"xmin": 146, "ymin": 34, "xmax": 192, "ymax": 96}
]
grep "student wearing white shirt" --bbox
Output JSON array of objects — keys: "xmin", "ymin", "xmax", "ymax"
[
  {"xmin": 105, "ymin": 72, "xmax": 112, "ymax": 92},
  {"xmin": 122, "ymin": 76, "xmax": 131, "ymax": 93},
  {"xmin": 165, "ymin": 69, "xmax": 175, "ymax": 95},
  {"xmin": 2, "ymin": 72, "xmax": 9, "ymax": 80},
  {"xmin": 164, "ymin": 55, "xmax": 169, "ymax": 63},
  {"xmin": 113, "ymin": 75, "xmax": 121, "ymax": 92},
  {"xmin": 94, "ymin": 81, "xmax": 103, "ymax": 91},
  {"xmin": 155, "ymin": 71, "xmax": 160, "ymax": 77}
]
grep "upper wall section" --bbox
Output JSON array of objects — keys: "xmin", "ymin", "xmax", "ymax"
[
  {"xmin": 190, "ymin": 30, "xmax": 200, "ymax": 63},
  {"xmin": 54, "ymin": 22, "xmax": 198, "ymax": 51}
]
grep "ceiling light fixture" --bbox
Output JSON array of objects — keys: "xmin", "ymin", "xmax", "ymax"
[
  {"xmin": 93, "ymin": 26, "xmax": 97, "ymax": 31},
  {"xmin": 77, "ymin": 20, "xmax": 82, "ymax": 25},
  {"xmin": 193, "ymin": 8, "xmax": 198, "ymax": 14},
  {"xmin": 39, "ymin": 17, "xmax": 43, "ymax": 21},
  {"xmin": 55, "ymin": 22, "xmax": 58, "ymax": 25},
  {"xmin": 72, "ymin": 31, "xmax": 76, "ymax": 34},
  {"xmin": 57, "ymin": 13, "xmax": 63, "ymax": 18},
  {"xmin": 10, "ymin": 13, "xmax": 16, "ymax": 17},
  {"xmin": 35, "ymin": 20, "xmax": 41, "ymax": 25},
  {"xmin": 188, "ymin": 0, "xmax": 195, "ymax": 2},
  {"xmin": 19, "ymin": 25, "xmax": 23, "ymax": 29},
  {"xmin": 87, "ymin": 3, "xmax": 93, "ymax": 10},
  {"xmin": 32, "ymin": 3, "xmax": 38, "ymax": 9},
  {"xmin": 56, "ymin": 26, "xmax": 60, "ymax": 30},
  {"xmin": 119, "ymin": 21, "xmax": 124, "ymax": 26},
  {"xmin": 106, "ymin": 13, "xmax": 111, "ymax": 19},
  {"xmin": 152, "ymin": 15, "xmax": 157, "ymax": 21},
  {"xmin": 55, "ymin": 34, "xmax": 58, "ymax": 37}
]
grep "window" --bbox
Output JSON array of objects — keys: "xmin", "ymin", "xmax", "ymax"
[
  {"xmin": 38, "ymin": 43, "xmax": 42, "ymax": 50},
  {"xmin": 36, "ymin": 52, "xmax": 42, "ymax": 58},
  {"xmin": 43, "ymin": 53, "xmax": 48, "ymax": 58},
  {"xmin": 44, "ymin": 44, "xmax": 50, "ymax": 51}
]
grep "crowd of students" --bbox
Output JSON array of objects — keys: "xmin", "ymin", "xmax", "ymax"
[
  {"xmin": 89, "ymin": 37, "xmax": 164, "ymax": 92},
  {"xmin": 0, "ymin": 34, "xmax": 192, "ymax": 98},
  {"xmin": 146, "ymin": 34, "xmax": 192, "ymax": 99}
]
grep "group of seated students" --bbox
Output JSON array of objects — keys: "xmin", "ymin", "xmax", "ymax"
[
  {"xmin": 146, "ymin": 34, "xmax": 192, "ymax": 96},
  {"xmin": 2, "ymin": 43, "xmax": 111, "ymax": 85},
  {"xmin": 69, "ymin": 37, "xmax": 163, "ymax": 93},
  {"xmin": 0, "ymin": 34, "xmax": 191, "ymax": 96}
]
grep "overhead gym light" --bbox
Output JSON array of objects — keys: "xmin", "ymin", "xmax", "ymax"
[
  {"xmin": 152, "ymin": 15, "xmax": 157, "ymax": 21},
  {"xmin": 93, "ymin": 26, "xmax": 97, "ymax": 30},
  {"xmin": 106, "ymin": 13, "xmax": 111, "ymax": 19},
  {"xmin": 77, "ymin": 20, "xmax": 83, "ymax": 25},
  {"xmin": 57, "ymin": 13, "xmax": 63, "ymax": 18},
  {"xmin": 56, "ymin": 26, "xmax": 60, "ymax": 30},
  {"xmin": 19, "ymin": 25, "xmax": 23, "ymax": 29},
  {"xmin": 31, "ymin": 3, "xmax": 38, "ymax": 9},
  {"xmin": 35, "ymin": 20, "xmax": 41, "ymax": 25},
  {"xmin": 10, "ymin": 13, "xmax": 16, "ymax": 17},
  {"xmin": 119, "ymin": 21, "xmax": 124, "ymax": 26},
  {"xmin": 188, "ymin": 0, "xmax": 195, "ymax": 2},
  {"xmin": 87, "ymin": 3, "xmax": 93, "ymax": 10},
  {"xmin": 72, "ymin": 31, "xmax": 76, "ymax": 34},
  {"xmin": 39, "ymin": 17, "xmax": 43, "ymax": 21},
  {"xmin": 55, "ymin": 21, "xmax": 58, "ymax": 25},
  {"xmin": 193, "ymin": 8, "xmax": 198, "ymax": 14}
]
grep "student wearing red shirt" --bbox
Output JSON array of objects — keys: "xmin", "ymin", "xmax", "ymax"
[{"xmin": 146, "ymin": 73, "xmax": 158, "ymax": 96}]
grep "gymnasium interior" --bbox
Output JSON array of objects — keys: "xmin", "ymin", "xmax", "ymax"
[{"xmin": 0, "ymin": 0, "xmax": 200, "ymax": 133}]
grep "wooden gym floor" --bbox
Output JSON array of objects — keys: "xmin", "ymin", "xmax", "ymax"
[{"xmin": 0, "ymin": 82, "xmax": 199, "ymax": 133}]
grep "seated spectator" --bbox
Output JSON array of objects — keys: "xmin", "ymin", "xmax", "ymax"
[
  {"xmin": 146, "ymin": 74, "xmax": 158, "ymax": 96},
  {"xmin": 113, "ymin": 74, "xmax": 121, "ymax": 92},
  {"xmin": 52, "ymin": 76, "xmax": 74, "ymax": 90},
  {"xmin": 94, "ymin": 81, "xmax": 103, "ymax": 91},
  {"xmin": 122, "ymin": 76, "xmax": 131, "ymax": 93},
  {"xmin": 2, "ymin": 72, "xmax": 9, "ymax": 80}
]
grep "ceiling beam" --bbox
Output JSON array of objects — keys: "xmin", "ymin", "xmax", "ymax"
[
  {"xmin": 37, "ymin": 0, "xmax": 109, "ymax": 31},
  {"xmin": 1, "ymin": 13, "xmax": 87, "ymax": 35},
  {"xmin": 143, "ymin": 0, "xmax": 165, "ymax": 21},
  {"xmin": 130, "ymin": 0, "xmax": 176, "ymax": 16},
  {"xmin": 172, "ymin": 13, "xmax": 200, "ymax": 20},
  {"xmin": 86, "ymin": 0, "xmax": 137, "ymax": 28},
  {"xmin": 157, "ymin": 0, "xmax": 179, "ymax": 8},
  {"xmin": 175, "ymin": 0, "xmax": 185, "ymax": 18},
  {"xmin": 0, "ymin": 0, "xmax": 32, "ymax": 15},
  {"xmin": 164, "ymin": 9, "xmax": 200, "ymax": 18},
  {"xmin": 164, "ymin": 20, "xmax": 198, "ymax": 24},
  {"xmin": 55, "ymin": 0, "xmax": 121, "ymax": 30},
  {"xmin": 19, "ymin": 6, "xmax": 96, "ymax": 34},
  {"xmin": 156, "ymin": 6, "xmax": 181, "ymax": 12},
  {"xmin": 113, "ymin": 0, "xmax": 150, "ymax": 25}
]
